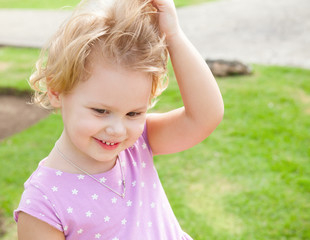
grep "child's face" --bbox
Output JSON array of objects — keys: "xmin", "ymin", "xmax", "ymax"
[{"xmin": 51, "ymin": 59, "xmax": 152, "ymax": 170}]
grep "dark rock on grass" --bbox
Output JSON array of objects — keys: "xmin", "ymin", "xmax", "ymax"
[{"xmin": 206, "ymin": 59, "xmax": 252, "ymax": 77}]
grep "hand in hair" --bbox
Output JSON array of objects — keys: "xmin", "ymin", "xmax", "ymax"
[{"xmin": 151, "ymin": 0, "xmax": 181, "ymax": 41}]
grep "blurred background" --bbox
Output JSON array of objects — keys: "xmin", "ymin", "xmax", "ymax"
[{"xmin": 0, "ymin": 0, "xmax": 309, "ymax": 239}]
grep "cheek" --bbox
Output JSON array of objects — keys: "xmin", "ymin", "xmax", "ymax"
[
  {"xmin": 127, "ymin": 118, "xmax": 146, "ymax": 140},
  {"xmin": 78, "ymin": 117, "xmax": 102, "ymax": 135},
  {"xmin": 64, "ymin": 111, "xmax": 100, "ymax": 139}
]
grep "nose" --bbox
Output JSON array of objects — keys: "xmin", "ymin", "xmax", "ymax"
[{"xmin": 105, "ymin": 117, "xmax": 126, "ymax": 137}]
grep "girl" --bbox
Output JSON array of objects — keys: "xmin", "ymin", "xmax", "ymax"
[{"xmin": 14, "ymin": 0, "xmax": 224, "ymax": 239}]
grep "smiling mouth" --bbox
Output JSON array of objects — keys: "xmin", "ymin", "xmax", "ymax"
[
  {"xmin": 94, "ymin": 138, "xmax": 120, "ymax": 150},
  {"xmin": 102, "ymin": 141, "xmax": 116, "ymax": 146}
]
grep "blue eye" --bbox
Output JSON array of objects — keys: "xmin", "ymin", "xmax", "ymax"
[{"xmin": 92, "ymin": 108, "xmax": 107, "ymax": 114}]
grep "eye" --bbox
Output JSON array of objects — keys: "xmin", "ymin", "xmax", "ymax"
[
  {"xmin": 92, "ymin": 108, "xmax": 107, "ymax": 114},
  {"xmin": 127, "ymin": 112, "xmax": 141, "ymax": 117}
]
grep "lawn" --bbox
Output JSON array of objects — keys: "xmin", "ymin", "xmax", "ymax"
[{"xmin": 0, "ymin": 45, "xmax": 310, "ymax": 239}]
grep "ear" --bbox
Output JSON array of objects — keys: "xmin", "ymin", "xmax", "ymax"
[{"xmin": 47, "ymin": 87, "xmax": 62, "ymax": 108}]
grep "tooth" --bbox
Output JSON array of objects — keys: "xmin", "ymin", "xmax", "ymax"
[
  {"xmin": 106, "ymin": 142, "xmax": 111, "ymax": 146},
  {"xmin": 111, "ymin": 143, "xmax": 115, "ymax": 146}
]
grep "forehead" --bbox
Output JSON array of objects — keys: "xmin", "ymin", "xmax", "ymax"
[{"xmin": 72, "ymin": 59, "xmax": 152, "ymax": 110}]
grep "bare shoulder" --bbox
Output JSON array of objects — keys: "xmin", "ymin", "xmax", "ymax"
[{"xmin": 17, "ymin": 212, "xmax": 65, "ymax": 240}]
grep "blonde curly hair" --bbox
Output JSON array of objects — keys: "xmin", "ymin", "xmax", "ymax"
[{"xmin": 30, "ymin": 0, "xmax": 168, "ymax": 109}]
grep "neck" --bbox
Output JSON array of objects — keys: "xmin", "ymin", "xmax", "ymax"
[
  {"xmin": 56, "ymin": 141, "xmax": 119, "ymax": 174},
  {"xmin": 51, "ymin": 137, "xmax": 126, "ymax": 199},
  {"xmin": 44, "ymin": 135, "xmax": 117, "ymax": 174}
]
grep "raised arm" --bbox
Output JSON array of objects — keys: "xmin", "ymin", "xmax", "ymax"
[{"xmin": 147, "ymin": 0, "xmax": 224, "ymax": 155}]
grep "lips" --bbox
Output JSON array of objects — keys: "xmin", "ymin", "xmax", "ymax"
[
  {"xmin": 94, "ymin": 138, "xmax": 120, "ymax": 150},
  {"xmin": 102, "ymin": 141, "xmax": 116, "ymax": 146}
]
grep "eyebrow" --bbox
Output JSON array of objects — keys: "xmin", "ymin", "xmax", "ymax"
[{"xmin": 88, "ymin": 102, "xmax": 148, "ymax": 112}]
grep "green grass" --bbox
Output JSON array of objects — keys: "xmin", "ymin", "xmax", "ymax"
[
  {"xmin": 154, "ymin": 65, "xmax": 310, "ymax": 239},
  {"xmin": 0, "ymin": 0, "xmax": 79, "ymax": 9},
  {"xmin": 0, "ymin": 47, "xmax": 40, "ymax": 91},
  {"xmin": 0, "ymin": 46, "xmax": 310, "ymax": 239},
  {"xmin": 0, "ymin": 0, "xmax": 214, "ymax": 9}
]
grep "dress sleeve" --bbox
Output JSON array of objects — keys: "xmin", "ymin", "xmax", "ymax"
[
  {"xmin": 141, "ymin": 123, "xmax": 153, "ymax": 155},
  {"xmin": 14, "ymin": 182, "xmax": 63, "ymax": 232}
]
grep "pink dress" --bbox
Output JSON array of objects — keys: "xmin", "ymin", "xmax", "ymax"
[{"xmin": 14, "ymin": 127, "xmax": 193, "ymax": 239}]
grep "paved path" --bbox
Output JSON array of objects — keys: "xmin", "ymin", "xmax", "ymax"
[{"xmin": 0, "ymin": 0, "xmax": 309, "ymax": 69}]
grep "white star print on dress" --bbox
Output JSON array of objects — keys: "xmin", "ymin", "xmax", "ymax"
[
  {"xmin": 77, "ymin": 175, "xmax": 85, "ymax": 180},
  {"xmin": 127, "ymin": 200, "xmax": 132, "ymax": 207},
  {"xmin": 99, "ymin": 177, "xmax": 106, "ymax": 183},
  {"xmin": 92, "ymin": 194, "xmax": 99, "ymax": 200},
  {"xmin": 67, "ymin": 207, "xmax": 73, "ymax": 213},
  {"xmin": 14, "ymin": 126, "xmax": 194, "ymax": 240},
  {"xmin": 85, "ymin": 211, "xmax": 92, "ymax": 218},
  {"xmin": 72, "ymin": 189, "xmax": 78, "ymax": 195},
  {"xmin": 118, "ymin": 180, "xmax": 122, "ymax": 186}
]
